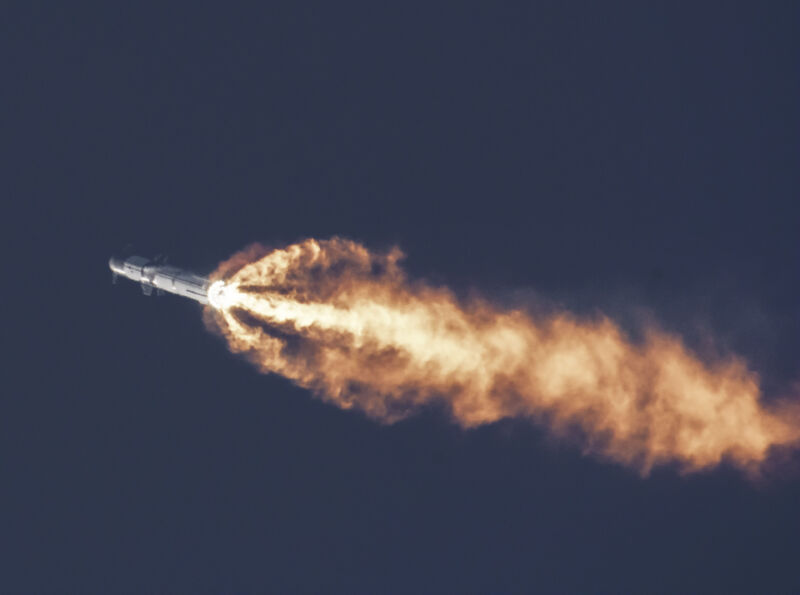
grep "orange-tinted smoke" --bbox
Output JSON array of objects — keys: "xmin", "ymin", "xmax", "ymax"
[{"xmin": 204, "ymin": 238, "xmax": 800, "ymax": 475}]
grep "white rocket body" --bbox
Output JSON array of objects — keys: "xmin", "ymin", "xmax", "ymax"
[{"xmin": 109, "ymin": 255, "xmax": 210, "ymax": 305}]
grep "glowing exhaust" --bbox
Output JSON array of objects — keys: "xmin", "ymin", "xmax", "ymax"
[
  {"xmin": 207, "ymin": 280, "xmax": 235, "ymax": 310},
  {"xmin": 201, "ymin": 238, "xmax": 800, "ymax": 476}
]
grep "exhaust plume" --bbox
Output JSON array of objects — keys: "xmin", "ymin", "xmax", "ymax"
[{"xmin": 205, "ymin": 238, "xmax": 799, "ymax": 475}]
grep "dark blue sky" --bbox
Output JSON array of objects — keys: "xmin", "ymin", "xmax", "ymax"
[{"xmin": 3, "ymin": 3, "xmax": 799, "ymax": 593}]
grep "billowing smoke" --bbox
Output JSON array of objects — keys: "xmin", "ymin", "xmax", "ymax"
[{"xmin": 204, "ymin": 238, "xmax": 800, "ymax": 475}]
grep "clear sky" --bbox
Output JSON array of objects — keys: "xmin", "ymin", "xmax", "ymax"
[{"xmin": 3, "ymin": 3, "xmax": 799, "ymax": 593}]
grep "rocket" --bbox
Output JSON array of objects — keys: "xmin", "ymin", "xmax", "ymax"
[{"xmin": 109, "ymin": 255, "xmax": 213, "ymax": 305}]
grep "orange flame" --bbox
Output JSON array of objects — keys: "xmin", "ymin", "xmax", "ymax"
[{"xmin": 205, "ymin": 238, "xmax": 800, "ymax": 475}]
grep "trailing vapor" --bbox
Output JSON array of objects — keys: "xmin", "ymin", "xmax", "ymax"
[{"xmin": 199, "ymin": 238, "xmax": 800, "ymax": 476}]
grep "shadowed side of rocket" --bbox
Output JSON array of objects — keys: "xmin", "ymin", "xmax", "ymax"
[{"xmin": 109, "ymin": 255, "xmax": 211, "ymax": 305}]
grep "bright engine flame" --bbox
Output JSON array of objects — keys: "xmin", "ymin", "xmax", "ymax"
[
  {"xmin": 207, "ymin": 280, "xmax": 235, "ymax": 310},
  {"xmin": 204, "ymin": 238, "xmax": 800, "ymax": 475}
]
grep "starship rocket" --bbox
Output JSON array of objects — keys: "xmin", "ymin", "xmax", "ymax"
[{"xmin": 109, "ymin": 255, "xmax": 224, "ymax": 306}]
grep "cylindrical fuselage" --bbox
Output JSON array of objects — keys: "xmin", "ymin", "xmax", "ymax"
[{"xmin": 109, "ymin": 255, "xmax": 210, "ymax": 305}]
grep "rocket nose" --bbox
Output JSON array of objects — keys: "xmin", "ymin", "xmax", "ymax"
[{"xmin": 109, "ymin": 256, "xmax": 126, "ymax": 275}]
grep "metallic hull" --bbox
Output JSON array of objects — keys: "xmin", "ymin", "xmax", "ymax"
[{"xmin": 109, "ymin": 255, "xmax": 210, "ymax": 305}]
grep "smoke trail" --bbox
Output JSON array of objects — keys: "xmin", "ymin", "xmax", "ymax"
[{"xmin": 204, "ymin": 238, "xmax": 800, "ymax": 475}]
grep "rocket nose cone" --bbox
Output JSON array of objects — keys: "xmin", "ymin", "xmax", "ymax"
[{"xmin": 109, "ymin": 256, "xmax": 126, "ymax": 274}]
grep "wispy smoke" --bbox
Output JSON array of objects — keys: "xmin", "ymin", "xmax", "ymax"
[{"xmin": 204, "ymin": 238, "xmax": 800, "ymax": 476}]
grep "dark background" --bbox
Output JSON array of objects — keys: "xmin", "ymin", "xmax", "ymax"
[{"xmin": 3, "ymin": 3, "xmax": 799, "ymax": 593}]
